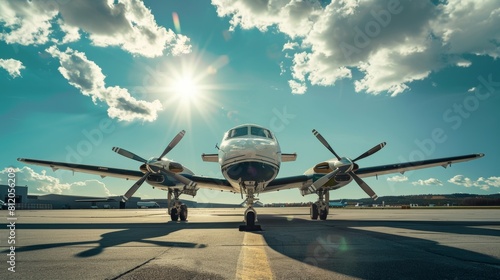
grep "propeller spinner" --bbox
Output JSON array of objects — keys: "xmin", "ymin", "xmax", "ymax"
[
  {"xmin": 311, "ymin": 129, "xmax": 385, "ymax": 200},
  {"xmin": 112, "ymin": 130, "xmax": 187, "ymax": 203}
]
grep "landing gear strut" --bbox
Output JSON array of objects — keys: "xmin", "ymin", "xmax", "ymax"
[
  {"xmin": 239, "ymin": 184, "xmax": 262, "ymax": 231},
  {"xmin": 310, "ymin": 188, "xmax": 329, "ymax": 221},
  {"xmin": 168, "ymin": 189, "xmax": 188, "ymax": 221}
]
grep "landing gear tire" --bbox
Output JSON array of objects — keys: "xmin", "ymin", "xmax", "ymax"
[
  {"xmin": 246, "ymin": 211, "xmax": 255, "ymax": 227},
  {"xmin": 319, "ymin": 209, "xmax": 328, "ymax": 220},
  {"xmin": 179, "ymin": 205, "xmax": 188, "ymax": 221},
  {"xmin": 170, "ymin": 207, "xmax": 179, "ymax": 221},
  {"xmin": 310, "ymin": 203, "xmax": 319, "ymax": 220},
  {"xmin": 239, "ymin": 208, "xmax": 262, "ymax": 231}
]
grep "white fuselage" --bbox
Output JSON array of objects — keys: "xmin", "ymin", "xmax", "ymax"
[{"xmin": 218, "ymin": 124, "xmax": 281, "ymax": 192}]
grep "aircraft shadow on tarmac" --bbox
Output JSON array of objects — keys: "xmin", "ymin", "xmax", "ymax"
[
  {"xmin": 4, "ymin": 215, "xmax": 500, "ymax": 279},
  {"xmin": 8, "ymin": 221, "xmax": 241, "ymax": 258},
  {"xmin": 256, "ymin": 214, "xmax": 500, "ymax": 279}
]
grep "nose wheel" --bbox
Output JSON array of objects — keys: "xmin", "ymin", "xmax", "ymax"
[{"xmin": 239, "ymin": 185, "xmax": 262, "ymax": 231}]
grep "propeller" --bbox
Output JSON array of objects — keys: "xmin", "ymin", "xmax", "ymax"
[
  {"xmin": 352, "ymin": 142, "xmax": 386, "ymax": 162},
  {"xmin": 308, "ymin": 169, "xmax": 340, "ymax": 194},
  {"xmin": 312, "ymin": 129, "xmax": 341, "ymax": 161},
  {"xmin": 159, "ymin": 130, "xmax": 185, "ymax": 160},
  {"xmin": 113, "ymin": 130, "xmax": 187, "ymax": 202},
  {"xmin": 122, "ymin": 172, "xmax": 150, "ymax": 202},
  {"xmin": 312, "ymin": 129, "xmax": 385, "ymax": 200},
  {"xmin": 112, "ymin": 147, "xmax": 147, "ymax": 163}
]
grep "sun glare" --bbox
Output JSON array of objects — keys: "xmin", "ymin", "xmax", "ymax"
[
  {"xmin": 152, "ymin": 53, "xmax": 230, "ymax": 131},
  {"xmin": 174, "ymin": 76, "xmax": 198, "ymax": 100}
]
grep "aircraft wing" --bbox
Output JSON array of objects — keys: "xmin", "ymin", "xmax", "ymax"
[
  {"xmin": 355, "ymin": 153, "xmax": 484, "ymax": 178},
  {"xmin": 17, "ymin": 158, "xmax": 144, "ymax": 180},
  {"xmin": 262, "ymin": 175, "xmax": 314, "ymax": 193},
  {"xmin": 181, "ymin": 174, "xmax": 315, "ymax": 194},
  {"xmin": 18, "ymin": 158, "xmax": 237, "ymax": 192},
  {"xmin": 182, "ymin": 174, "xmax": 235, "ymax": 192}
]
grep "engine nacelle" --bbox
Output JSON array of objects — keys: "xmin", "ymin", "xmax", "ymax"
[
  {"xmin": 313, "ymin": 158, "xmax": 358, "ymax": 174},
  {"xmin": 147, "ymin": 174, "xmax": 164, "ymax": 183},
  {"xmin": 313, "ymin": 161, "xmax": 337, "ymax": 173},
  {"xmin": 352, "ymin": 163, "xmax": 359, "ymax": 172},
  {"xmin": 145, "ymin": 159, "xmax": 184, "ymax": 174},
  {"xmin": 334, "ymin": 174, "xmax": 352, "ymax": 182},
  {"xmin": 167, "ymin": 161, "xmax": 184, "ymax": 173}
]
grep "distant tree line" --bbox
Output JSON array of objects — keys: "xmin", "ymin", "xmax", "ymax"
[{"xmin": 462, "ymin": 197, "xmax": 500, "ymax": 206}]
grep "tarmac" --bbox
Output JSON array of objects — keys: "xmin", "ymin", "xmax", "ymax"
[{"xmin": 1, "ymin": 207, "xmax": 499, "ymax": 279}]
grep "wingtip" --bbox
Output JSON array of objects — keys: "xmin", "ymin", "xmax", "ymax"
[{"xmin": 17, "ymin": 158, "xmax": 24, "ymax": 162}]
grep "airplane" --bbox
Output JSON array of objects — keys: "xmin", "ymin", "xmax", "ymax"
[
  {"xmin": 329, "ymin": 199, "xmax": 348, "ymax": 208},
  {"xmin": 18, "ymin": 124, "xmax": 484, "ymax": 231}
]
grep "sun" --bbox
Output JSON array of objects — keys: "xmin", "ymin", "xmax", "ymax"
[
  {"xmin": 173, "ymin": 76, "xmax": 199, "ymax": 101},
  {"xmin": 152, "ymin": 53, "xmax": 229, "ymax": 131}
]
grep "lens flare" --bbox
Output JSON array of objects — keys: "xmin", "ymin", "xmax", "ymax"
[{"xmin": 172, "ymin": 12, "xmax": 181, "ymax": 33}]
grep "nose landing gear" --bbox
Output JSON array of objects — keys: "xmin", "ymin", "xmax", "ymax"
[{"xmin": 239, "ymin": 184, "xmax": 262, "ymax": 231}]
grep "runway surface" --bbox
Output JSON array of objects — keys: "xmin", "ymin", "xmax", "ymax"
[{"xmin": 1, "ymin": 207, "xmax": 499, "ymax": 279}]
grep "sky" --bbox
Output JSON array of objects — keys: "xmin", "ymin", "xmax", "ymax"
[{"xmin": 0, "ymin": 0, "xmax": 499, "ymax": 204}]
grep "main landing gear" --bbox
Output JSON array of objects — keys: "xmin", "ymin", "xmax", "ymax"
[
  {"xmin": 168, "ymin": 189, "xmax": 188, "ymax": 221},
  {"xmin": 239, "ymin": 184, "xmax": 262, "ymax": 231},
  {"xmin": 310, "ymin": 189, "xmax": 329, "ymax": 221}
]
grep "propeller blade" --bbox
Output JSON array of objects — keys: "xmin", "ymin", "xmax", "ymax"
[
  {"xmin": 352, "ymin": 142, "xmax": 386, "ymax": 162},
  {"xmin": 307, "ymin": 169, "xmax": 340, "ymax": 194},
  {"xmin": 312, "ymin": 129, "xmax": 342, "ymax": 161},
  {"xmin": 169, "ymin": 172, "xmax": 197, "ymax": 189},
  {"xmin": 122, "ymin": 172, "xmax": 150, "ymax": 202},
  {"xmin": 159, "ymin": 130, "xmax": 186, "ymax": 159},
  {"xmin": 350, "ymin": 172, "xmax": 378, "ymax": 200},
  {"xmin": 112, "ymin": 147, "xmax": 147, "ymax": 163}
]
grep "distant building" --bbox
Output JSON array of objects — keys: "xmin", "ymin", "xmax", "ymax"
[
  {"xmin": 30, "ymin": 194, "xmax": 140, "ymax": 209},
  {"xmin": 0, "ymin": 185, "xmax": 28, "ymax": 204},
  {"xmin": 0, "ymin": 185, "xmax": 140, "ymax": 209}
]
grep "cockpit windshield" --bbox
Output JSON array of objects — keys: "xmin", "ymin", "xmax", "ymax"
[
  {"xmin": 250, "ymin": 126, "xmax": 273, "ymax": 139},
  {"xmin": 225, "ymin": 126, "xmax": 273, "ymax": 139},
  {"xmin": 227, "ymin": 126, "xmax": 248, "ymax": 139}
]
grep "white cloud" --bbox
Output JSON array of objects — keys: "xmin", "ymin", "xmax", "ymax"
[
  {"xmin": 46, "ymin": 45, "xmax": 163, "ymax": 122},
  {"xmin": 448, "ymin": 175, "xmax": 500, "ymax": 191},
  {"xmin": 0, "ymin": 167, "xmax": 112, "ymax": 197},
  {"xmin": 288, "ymin": 79, "xmax": 307, "ymax": 94},
  {"xmin": 283, "ymin": 41, "xmax": 299, "ymax": 51},
  {"xmin": 0, "ymin": 58, "xmax": 25, "ymax": 78},
  {"xmin": 484, "ymin": 177, "xmax": 500, "ymax": 188},
  {"xmin": 0, "ymin": 1, "xmax": 57, "ymax": 45},
  {"xmin": 56, "ymin": 18, "xmax": 80, "ymax": 44},
  {"xmin": 0, "ymin": 0, "xmax": 191, "ymax": 57},
  {"xmin": 213, "ymin": 0, "xmax": 322, "ymax": 37},
  {"xmin": 387, "ymin": 175, "xmax": 408, "ymax": 182},
  {"xmin": 456, "ymin": 60, "xmax": 472, "ymax": 68},
  {"xmin": 412, "ymin": 178, "xmax": 443, "ymax": 186},
  {"xmin": 212, "ymin": 0, "xmax": 500, "ymax": 95}
]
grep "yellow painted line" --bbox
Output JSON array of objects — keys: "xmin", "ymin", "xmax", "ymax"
[{"xmin": 236, "ymin": 232, "xmax": 273, "ymax": 280}]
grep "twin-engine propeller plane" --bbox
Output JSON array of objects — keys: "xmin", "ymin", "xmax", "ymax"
[{"xmin": 18, "ymin": 124, "xmax": 484, "ymax": 231}]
